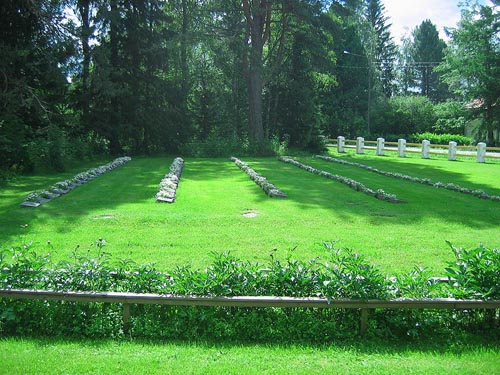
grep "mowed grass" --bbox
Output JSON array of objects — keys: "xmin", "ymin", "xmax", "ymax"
[
  {"xmin": 1, "ymin": 337, "xmax": 499, "ymax": 375},
  {"xmin": 1, "ymin": 151, "xmax": 500, "ymax": 274}
]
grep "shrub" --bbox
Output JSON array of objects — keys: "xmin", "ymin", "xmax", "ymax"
[
  {"xmin": 1, "ymin": 241, "xmax": 499, "ymax": 341},
  {"xmin": 445, "ymin": 242, "xmax": 500, "ymax": 299},
  {"xmin": 411, "ymin": 132, "xmax": 473, "ymax": 145},
  {"xmin": 372, "ymin": 96, "xmax": 436, "ymax": 137},
  {"xmin": 433, "ymin": 101, "xmax": 468, "ymax": 134}
]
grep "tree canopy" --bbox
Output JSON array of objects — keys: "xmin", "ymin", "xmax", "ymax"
[{"xmin": 1, "ymin": 0, "xmax": 499, "ymax": 176}]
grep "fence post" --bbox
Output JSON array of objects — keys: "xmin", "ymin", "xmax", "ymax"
[
  {"xmin": 123, "ymin": 303, "xmax": 131, "ymax": 334},
  {"xmin": 398, "ymin": 139, "xmax": 406, "ymax": 157},
  {"xmin": 477, "ymin": 142, "xmax": 486, "ymax": 163},
  {"xmin": 356, "ymin": 137, "xmax": 364, "ymax": 154},
  {"xmin": 448, "ymin": 141, "xmax": 457, "ymax": 161},
  {"xmin": 360, "ymin": 308, "xmax": 369, "ymax": 336},
  {"xmin": 337, "ymin": 136, "xmax": 345, "ymax": 153},
  {"xmin": 376, "ymin": 138, "xmax": 385, "ymax": 156},
  {"xmin": 422, "ymin": 140, "xmax": 430, "ymax": 159}
]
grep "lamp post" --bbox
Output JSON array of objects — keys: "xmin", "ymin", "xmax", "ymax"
[{"xmin": 343, "ymin": 50, "xmax": 372, "ymax": 135}]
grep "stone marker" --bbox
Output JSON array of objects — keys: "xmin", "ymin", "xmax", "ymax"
[
  {"xmin": 356, "ymin": 137, "xmax": 364, "ymax": 154},
  {"xmin": 422, "ymin": 140, "xmax": 430, "ymax": 159},
  {"xmin": 20, "ymin": 201, "xmax": 41, "ymax": 208},
  {"xmin": 376, "ymin": 138, "xmax": 384, "ymax": 156},
  {"xmin": 477, "ymin": 142, "xmax": 486, "ymax": 163},
  {"xmin": 398, "ymin": 139, "xmax": 406, "ymax": 157},
  {"xmin": 337, "ymin": 136, "xmax": 345, "ymax": 153},
  {"xmin": 448, "ymin": 141, "xmax": 457, "ymax": 161}
]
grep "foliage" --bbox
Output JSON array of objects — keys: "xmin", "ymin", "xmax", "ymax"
[
  {"xmin": 372, "ymin": 96, "xmax": 436, "ymax": 137},
  {"xmin": 411, "ymin": 132, "xmax": 473, "ymax": 146},
  {"xmin": 445, "ymin": 242, "xmax": 500, "ymax": 299},
  {"xmin": 438, "ymin": 3, "xmax": 500, "ymax": 145},
  {"xmin": 410, "ymin": 20, "xmax": 449, "ymax": 102},
  {"xmin": 1, "ymin": 241, "xmax": 499, "ymax": 340},
  {"xmin": 432, "ymin": 101, "xmax": 469, "ymax": 134},
  {"xmin": 363, "ymin": 0, "xmax": 397, "ymax": 98}
]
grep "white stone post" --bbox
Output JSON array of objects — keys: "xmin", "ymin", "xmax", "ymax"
[
  {"xmin": 448, "ymin": 141, "xmax": 457, "ymax": 161},
  {"xmin": 337, "ymin": 136, "xmax": 345, "ymax": 153},
  {"xmin": 477, "ymin": 142, "xmax": 486, "ymax": 163},
  {"xmin": 376, "ymin": 138, "xmax": 385, "ymax": 156},
  {"xmin": 422, "ymin": 140, "xmax": 430, "ymax": 159},
  {"xmin": 398, "ymin": 139, "xmax": 406, "ymax": 157},
  {"xmin": 356, "ymin": 137, "xmax": 364, "ymax": 154}
]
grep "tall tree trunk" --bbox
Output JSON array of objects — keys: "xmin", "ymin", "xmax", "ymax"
[
  {"xmin": 243, "ymin": 0, "xmax": 271, "ymax": 145},
  {"xmin": 109, "ymin": 0, "xmax": 121, "ymax": 154},
  {"xmin": 248, "ymin": 64, "xmax": 264, "ymax": 142},
  {"xmin": 78, "ymin": 0, "xmax": 91, "ymax": 127},
  {"xmin": 181, "ymin": 0, "xmax": 189, "ymax": 99}
]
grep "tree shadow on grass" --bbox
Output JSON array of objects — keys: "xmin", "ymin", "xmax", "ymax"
[{"xmin": 0, "ymin": 157, "xmax": 172, "ymax": 243}]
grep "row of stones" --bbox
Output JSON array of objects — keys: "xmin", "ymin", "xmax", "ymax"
[
  {"xmin": 231, "ymin": 157, "xmax": 288, "ymax": 198},
  {"xmin": 156, "ymin": 157, "xmax": 184, "ymax": 203},
  {"xmin": 279, "ymin": 156, "xmax": 402, "ymax": 203},
  {"xmin": 339, "ymin": 136, "xmax": 489, "ymax": 162},
  {"xmin": 316, "ymin": 154, "xmax": 500, "ymax": 202},
  {"xmin": 20, "ymin": 157, "xmax": 132, "ymax": 208}
]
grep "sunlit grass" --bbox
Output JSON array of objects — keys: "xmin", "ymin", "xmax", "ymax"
[
  {"xmin": 1, "ymin": 152, "xmax": 500, "ymax": 274},
  {"xmin": 1, "ymin": 337, "xmax": 499, "ymax": 375}
]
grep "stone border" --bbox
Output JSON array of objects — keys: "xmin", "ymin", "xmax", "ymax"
[
  {"xmin": 231, "ymin": 157, "xmax": 287, "ymax": 198},
  {"xmin": 20, "ymin": 157, "xmax": 132, "ymax": 208},
  {"xmin": 279, "ymin": 156, "xmax": 402, "ymax": 203},
  {"xmin": 156, "ymin": 157, "xmax": 184, "ymax": 203},
  {"xmin": 316, "ymin": 155, "xmax": 500, "ymax": 202}
]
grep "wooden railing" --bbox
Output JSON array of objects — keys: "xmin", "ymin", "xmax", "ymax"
[{"xmin": 1, "ymin": 289, "xmax": 499, "ymax": 335}]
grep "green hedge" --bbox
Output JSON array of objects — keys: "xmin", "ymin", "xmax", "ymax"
[
  {"xmin": 411, "ymin": 132, "xmax": 473, "ymax": 146},
  {"xmin": 1, "ymin": 241, "xmax": 499, "ymax": 341}
]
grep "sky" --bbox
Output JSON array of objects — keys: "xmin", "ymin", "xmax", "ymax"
[{"xmin": 383, "ymin": 0, "xmax": 494, "ymax": 43}]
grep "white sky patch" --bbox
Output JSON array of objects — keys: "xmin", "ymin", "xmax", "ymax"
[{"xmin": 383, "ymin": 0, "xmax": 494, "ymax": 43}]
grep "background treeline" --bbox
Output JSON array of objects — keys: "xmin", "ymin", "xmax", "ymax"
[{"xmin": 1, "ymin": 0, "xmax": 499, "ymax": 176}]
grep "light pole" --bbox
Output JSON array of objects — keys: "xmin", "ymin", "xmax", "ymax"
[{"xmin": 343, "ymin": 50, "xmax": 372, "ymax": 135}]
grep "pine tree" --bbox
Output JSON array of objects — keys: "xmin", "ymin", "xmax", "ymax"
[
  {"xmin": 412, "ymin": 20, "xmax": 448, "ymax": 102},
  {"xmin": 364, "ymin": 0, "xmax": 397, "ymax": 98}
]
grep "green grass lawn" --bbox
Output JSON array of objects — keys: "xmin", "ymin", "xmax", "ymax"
[
  {"xmin": 1, "ymin": 151, "xmax": 500, "ymax": 275},
  {"xmin": 2, "ymin": 152, "xmax": 500, "ymax": 373},
  {"xmin": 1, "ymin": 337, "xmax": 499, "ymax": 375}
]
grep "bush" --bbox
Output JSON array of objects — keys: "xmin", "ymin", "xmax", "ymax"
[
  {"xmin": 433, "ymin": 101, "xmax": 468, "ymax": 134},
  {"xmin": 1, "ymin": 241, "xmax": 499, "ymax": 341},
  {"xmin": 411, "ymin": 132, "xmax": 473, "ymax": 145},
  {"xmin": 372, "ymin": 96, "xmax": 436, "ymax": 137},
  {"xmin": 445, "ymin": 242, "xmax": 500, "ymax": 299}
]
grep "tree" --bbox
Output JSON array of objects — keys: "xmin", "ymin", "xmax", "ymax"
[
  {"xmin": 328, "ymin": 1, "xmax": 374, "ymax": 137},
  {"xmin": 438, "ymin": 3, "xmax": 500, "ymax": 144},
  {"xmin": 395, "ymin": 34, "xmax": 417, "ymax": 95},
  {"xmin": 242, "ymin": 0, "xmax": 273, "ymax": 145},
  {"xmin": 271, "ymin": 1, "xmax": 337, "ymax": 150},
  {"xmin": 0, "ymin": 0, "xmax": 75, "ymax": 171},
  {"xmin": 412, "ymin": 20, "xmax": 448, "ymax": 102},
  {"xmin": 364, "ymin": 0, "xmax": 397, "ymax": 98}
]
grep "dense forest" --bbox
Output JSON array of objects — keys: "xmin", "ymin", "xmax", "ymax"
[{"xmin": 1, "ymin": 0, "xmax": 499, "ymax": 177}]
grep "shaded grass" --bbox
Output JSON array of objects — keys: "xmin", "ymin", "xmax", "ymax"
[
  {"xmin": 1, "ymin": 154, "xmax": 500, "ymax": 274},
  {"xmin": 1, "ymin": 337, "xmax": 499, "ymax": 375}
]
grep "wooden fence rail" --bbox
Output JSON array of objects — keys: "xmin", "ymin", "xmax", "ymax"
[{"xmin": 1, "ymin": 289, "xmax": 499, "ymax": 335}]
